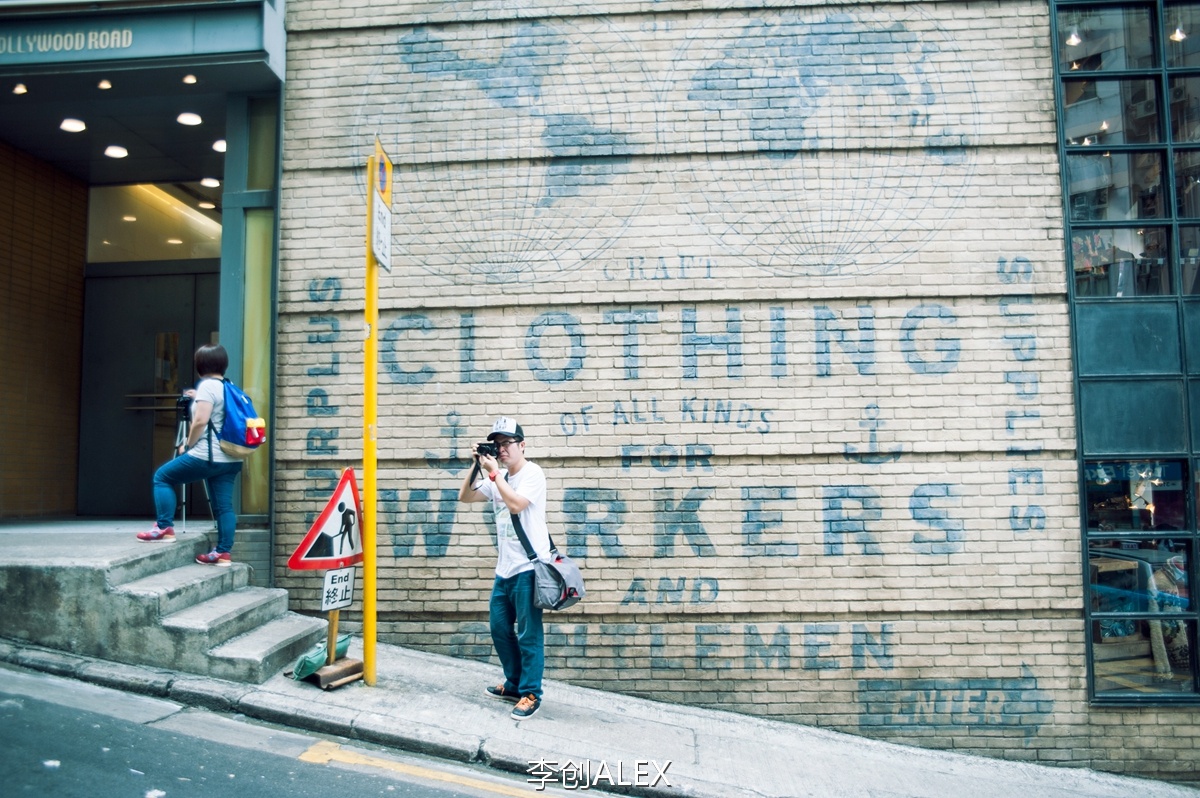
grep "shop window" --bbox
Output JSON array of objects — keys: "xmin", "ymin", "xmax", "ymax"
[
  {"xmin": 1056, "ymin": 5, "xmax": 1156, "ymax": 72},
  {"xmin": 1085, "ymin": 461, "xmax": 1195, "ymax": 697},
  {"xmin": 1071, "ymin": 226, "xmax": 1171, "ymax": 295}
]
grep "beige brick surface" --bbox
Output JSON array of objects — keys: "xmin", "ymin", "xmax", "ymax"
[{"xmin": 278, "ymin": 0, "xmax": 1199, "ymax": 784}]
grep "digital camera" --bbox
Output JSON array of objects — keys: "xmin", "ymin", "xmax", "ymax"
[{"xmin": 476, "ymin": 441, "xmax": 500, "ymax": 458}]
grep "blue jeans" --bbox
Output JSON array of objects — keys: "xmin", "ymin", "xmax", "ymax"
[
  {"xmin": 153, "ymin": 454, "xmax": 242, "ymax": 553},
  {"xmin": 489, "ymin": 570, "xmax": 544, "ymax": 699}
]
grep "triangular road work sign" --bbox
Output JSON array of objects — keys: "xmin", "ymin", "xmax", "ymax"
[{"xmin": 288, "ymin": 467, "xmax": 364, "ymax": 570}]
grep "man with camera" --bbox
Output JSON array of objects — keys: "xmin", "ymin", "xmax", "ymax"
[{"xmin": 457, "ymin": 417, "xmax": 552, "ymax": 719}]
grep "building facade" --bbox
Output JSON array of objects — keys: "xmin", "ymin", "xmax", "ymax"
[{"xmin": 2, "ymin": 0, "xmax": 1198, "ymax": 784}]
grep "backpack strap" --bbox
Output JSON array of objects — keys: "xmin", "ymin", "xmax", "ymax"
[{"xmin": 203, "ymin": 376, "xmax": 227, "ymax": 463}]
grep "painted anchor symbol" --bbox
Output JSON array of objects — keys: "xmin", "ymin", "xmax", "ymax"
[
  {"xmin": 844, "ymin": 403, "xmax": 903, "ymax": 465},
  {"xmin": 425, "ymin": 411, "xmax": 472, "ymax": 474}
]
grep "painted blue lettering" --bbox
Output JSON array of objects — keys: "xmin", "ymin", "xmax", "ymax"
[
  {"xmin": 1010, "ymin": 505, "xmax": 1047, "ymax": 532},
  {"xmin": 460, "ymin": 314, "xmax": 508, "ymax": 384},
  {"xmin": 681, "ymin": 307, "xmax": 744, "ymax": 380},
  {"xmin": 653, "ymin": 487, "xmax": 716, "ymax": 556},
  {"xmin": 909, "ymin": 483, "xmax": 965, "ymax": 555},
  {"xmin": 525, "ymin": 311, "xmax": 585, "ymax": 383},
  {"xmin": 621, "ymin": 577, "xmax": 648, "ymax": 605},
  {"xmin": 1004, "ymin": 371, "xmax": 1039, "ymax": 399},
  {"xmin": 650, "ymin": 625, "xmax": 684, "ymax": 671},
  {"xmin": 304, "ymin": 469, "xmax": 339, "ymax": 499},
  {"xmin": 803, "ymin": 623, "xmax": 841, "ymax": 670},
  {"xmin": 900, "ymin": 304, "xmax": 960, "ymax": 374},
  {"xmin": 770, "ymin": 306, "xmax": 788, "ymax": 378},
  {"xmin": 1003, "ymin": 333, "xmax": 1037, "ymax": 361},
  {"xmin": 996, "ymin": 256, "xmax": 1034, "ymax": 284},
  {"xmin": 382, "ymin": 314, "xmax": 436, "ymax": 385},
  {"xmin": 657, "ymin": 577, "xmax": 686, "ymax": 603},
  {"xmin": 563, "ymin": 487, "xmax": 627, "ymax": 558},
  {"xmin": 741, "ymin": 486, "xmax": 799, "ymax": 556},
  {"xmin": 852, "ymin": 623, "xmax": 894, "ymax": 670},
  {"xmin": 695, "ymin": 624, "xmax": 732, "ymax": 670},
  {"xmin": 306, "ymin": 388, "xmax": 338, "ymax": 416},
  {"xmin": 307, "ymin": 316, "xmax": 339, "ymax": 343},
  {"xmin": 821, "ymin": 486, "xmax": 883, "ymax": 556},
  {"xmin": 814, "ymin": 305, "xmax": 875, "ymax": 377},
  {"xmin": 306, "ymin": 429, "xmax": 339, "ymax": 455},
  {"xmin": 744, "ymin": 624, "xmax": 790, "ymax": 669},
  {"xmin": 383, "ymin": 487, "xmax": 455, "ymax": 557}
]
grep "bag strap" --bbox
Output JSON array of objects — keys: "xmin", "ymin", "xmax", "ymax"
[
  {"xmin": 504, "ymin": 473, "xmax": 557, "ymax": 561},
  {"xmin": 203, "ymin": 376, "xmax": 227, "ymax": 463}
]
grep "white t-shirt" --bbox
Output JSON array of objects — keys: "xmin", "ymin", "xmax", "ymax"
[
  {"xmin": 186, "ymin": 377, "xmax": 237, "ymax": 464},
  {"xmin": 475, "ymin": 461, "xmax": 551, "ymax": 578}
]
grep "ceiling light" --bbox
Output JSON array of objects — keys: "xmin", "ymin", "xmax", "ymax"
[
  {"xmin": 97, "ymin": 79, "xmax": 112, "ymax": 90},
  {"xmin": 182, "ymin": 74, "xmax": 197, "ymax": 85},
  {"xmin": 198, "ymin": 202, "xmax": 216, "ymax": 210},
  {"xmin": 176, "ymin": 112, "xmax": 202, "ymax": 126},
  {"xmin": 122, "ymin": 215, "xmax": 136, "ymax": 222},
  {"xmin": 201, "ymin": 177, "xmax": 220, "ymax": 188},
  {"xmin": 104, "ymin": 145, "xmax": 128, "ymax": 158},
  {"xmin": 1066, "ymin": 28, "xmax": 1082, "ymax": 47},
  {"xmin": 1172, "ymin": 27, "xmax": 1188, "ymax": 43},
  {"xmin": 60, "ymin": 118, "xmax": 86, "ymax": 133},
  {"xmin": 167, "ymin": 238, "xmax": 183, "ymax": 245},
  {"xmin": 12, "ymin": 83, "xmax": 27, "ymax": 95},
  {"xmin": 212, "ymin": 139, "xmax": 227, "ymax": 153}
]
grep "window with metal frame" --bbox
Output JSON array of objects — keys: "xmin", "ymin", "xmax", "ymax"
[{"xmin": 1054, "ymin": 0, "xmax": 1199, "ymax": 703}]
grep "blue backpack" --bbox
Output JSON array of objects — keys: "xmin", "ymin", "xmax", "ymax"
[{"xmin": 207, "ymin": 378, "xmax": 266, "ymax": 460}]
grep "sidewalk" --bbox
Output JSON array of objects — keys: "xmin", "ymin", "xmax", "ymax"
[
  {"xmin": 1, "ymin": 521, "xmax": 1197, "ymax": 797},
  {"xmin": 1, "ymin": 634, "xmax": 1196, "ymax": 798}
]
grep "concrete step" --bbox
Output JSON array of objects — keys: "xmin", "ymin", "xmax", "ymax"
[
  {"xmin": 206, "ymin": 613, "xmax": 328, "ymax": 684},
  {"xmin": 104, "ymin": 534, "xmax": 217, "ymax": 588},
  {"xmin": 161, "ymin": 587, "xmax": 292, "ymax": 672},
  {"xmin": 113, "ymin": 562, "xmax": 250, "ymax": 618}
]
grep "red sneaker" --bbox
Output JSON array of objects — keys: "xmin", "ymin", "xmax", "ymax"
[
  {"xmin": 196, "ymin": 549, "xmax": 232, "ymax": 567},
  {"xmin": 137, "ymin": 525, "xmax": 175, "ymax": 542}
]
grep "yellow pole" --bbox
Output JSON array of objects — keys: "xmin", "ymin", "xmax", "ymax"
[{"xmin": 363, "ymin": 152, "xmax": 379, "ymax": 685}]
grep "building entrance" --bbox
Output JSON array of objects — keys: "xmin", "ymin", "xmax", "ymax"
[{"xmin": 77, "ymin": 269, "xmax": 219, "ymax": 517}]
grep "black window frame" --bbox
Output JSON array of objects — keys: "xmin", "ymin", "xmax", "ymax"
[{"xmin": 1054, "ymin": 0, "xmax": 1200, "ymax": 705}]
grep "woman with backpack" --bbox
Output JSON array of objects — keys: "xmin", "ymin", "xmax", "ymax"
[{"xmin": 137, "ymin": 343, "xmax": 243, "ymax": 567}]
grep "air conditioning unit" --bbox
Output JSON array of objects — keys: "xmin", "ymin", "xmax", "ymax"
[
  {"xmin": 1134, "ymin": 99, "xmax": 1157, "ymax": 118},
  {"xmin": 1172, "ymin": 85, "xmax": 1187, "ymax": 103}
]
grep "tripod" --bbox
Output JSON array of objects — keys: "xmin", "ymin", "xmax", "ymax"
[{"xmin": 174, "ymin": 395, "xmax": 213, "ymax": 533}]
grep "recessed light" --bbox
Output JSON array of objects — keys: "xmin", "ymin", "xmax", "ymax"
[
  {"xmin": 212, "ymin": 139, "xmax": 227, "ymax": 153},
  {"xmin": 104, "ymin": 145, "xmax": 128, "ymax": 158},
  {"xmin": 198, "ymin": 202, "xmax": 216, "ymax": 210},
  {"xmin": 60, "ymin": 118, "xmax": 86, "ymax": 133},
  {"xmin": 13, "ymin": 83, "xmax": 27, "ymax": 95},
  {"xmin": 97, "ymin": 79, "xmax": 112, "ymax": 90},
  {"xmin": 200, "ymin": 177, "xmax": 220, "ymax": 188},
  {"xmin": 167, "ymin": 238, "xmax": 183, "ymax": 245},
  {"xmin": 183, "ymin": 74, "xmax": 197, "ymax": 85},
  {"xmin": 122, "ymin": 215, "xmax": 136, "ymax": 222},
  {"xmin": 176, "ymin": 112, "xmax": 202, "ymax": 126}
]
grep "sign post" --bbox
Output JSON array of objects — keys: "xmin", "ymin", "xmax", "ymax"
[
  {"xmin": 288, "ymin": 467, "xmax": 365, "ymax": 689},
  {"xmin": 363, "ymin": 137, "xmax": 393, "ymax": 686}
]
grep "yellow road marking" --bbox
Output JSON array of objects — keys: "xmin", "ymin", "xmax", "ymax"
[{"xmin": 298, "ymin": 739, "xmax": 539, "ymax": 797}]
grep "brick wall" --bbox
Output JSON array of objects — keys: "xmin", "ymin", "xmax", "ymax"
[
  {"xmin": 0, "ymin": 139, "xmax": 86, "ymax": 518},
  {"xmin": 277, "ymin": 1, "xmax": 1200, "ymax": 783}
]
